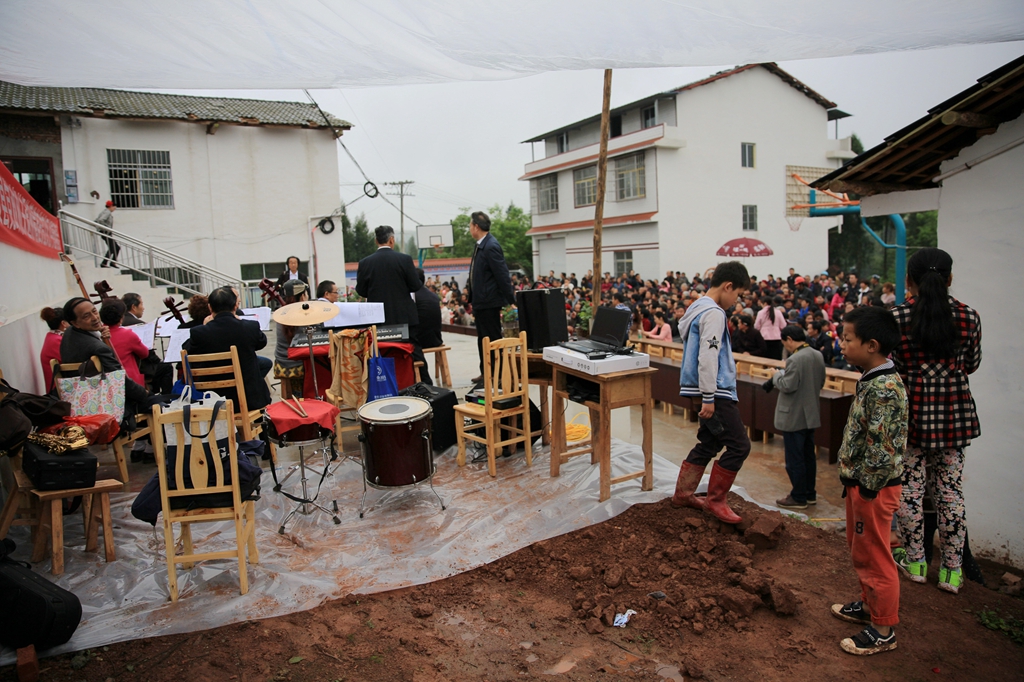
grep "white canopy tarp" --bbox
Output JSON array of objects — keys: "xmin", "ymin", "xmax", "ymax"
[{"xmin": 3, "ymin": 0, "xmax": 1024, "ymax": 89}]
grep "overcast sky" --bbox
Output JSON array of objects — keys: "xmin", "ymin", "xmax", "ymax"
[{"xmin": 159, "ymin": 40, "xmax": 1024, "ymax": 244}]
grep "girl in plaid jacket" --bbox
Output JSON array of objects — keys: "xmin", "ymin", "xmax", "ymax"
[{"xmin": 891, "ymin": 248, "xmax": 982, "ymax": 594}]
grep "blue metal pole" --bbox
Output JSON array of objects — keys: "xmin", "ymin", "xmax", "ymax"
[{"xmin": 889, "ymin": 214, "xmax": 907, "ymax": 304}]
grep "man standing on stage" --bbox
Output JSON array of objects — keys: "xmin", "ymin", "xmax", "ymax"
[
  {"xmin": 467, "ymin": 211, "xmax": 515, "ymax": 382},
  {"xmin": 96, "ymin": 200, "xmax": 120, "ymax": 267}
]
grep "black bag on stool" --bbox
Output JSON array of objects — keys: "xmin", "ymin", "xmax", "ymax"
[
  {"xmin": 0, "ymin": 539, "xmax": 82, "ymax": 650},
  {"xmin": 22, "ymin": 441, "xmax": 98, "ymax": 491},
  {"xmin": 400, "ymin": 382, "xmax": 458, "ymax": 452}
]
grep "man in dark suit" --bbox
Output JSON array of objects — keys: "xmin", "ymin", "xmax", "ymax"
[
  {"xmin": 275, "ymin": 256, "xmax": 310, "ymax": 289},
  {"xmin": 356, "ymin": 225, "xmax": 422, "ymax": 326},
  {"xmin": 410, "ymin": 268, "xmax": 443, "ymax": 385},
  {"xmin": 183, "ymin": 287, "xmax": 271, "ymax": 411},
  {"xmin": 467, "ymin": 211, "xmax": 515, "ymax": 379}
]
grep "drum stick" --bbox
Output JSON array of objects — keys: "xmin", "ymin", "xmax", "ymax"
[
  {"xmin": 290, "ymin": 397, "xmax": 309, "ymax": 418},
  {"xmin": 282, "ymin": 399, "xmax": 305, "ymax": 417}
]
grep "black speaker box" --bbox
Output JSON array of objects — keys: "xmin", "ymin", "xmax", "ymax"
[
  {"xmin": 400, "ymin": 382, "xmax": 458, "ymax": 453},
  {"xmin": 516, "ymin": 288, "xmax": 568, "ymax": 352}
]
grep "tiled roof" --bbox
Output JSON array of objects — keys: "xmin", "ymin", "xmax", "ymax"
[{"xmin": 0, "ymin": 81, "xmax": 351, "ymax": 130}]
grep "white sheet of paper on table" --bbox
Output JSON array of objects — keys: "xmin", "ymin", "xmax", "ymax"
[
  {"xmin": 241, "ymin": 306, "xmax": 271, "ymax": 331},
  {"xmin": 128, "ymin": 321, "xmax": 157, "ymax": 350},
  {"xmin": 156, "ymin": 314, "xmax": 181, "ymax": 337},
  {"xmin": 162, "ymin": 328, "xmax": 192, "ymax": 363},
  {"xmin": 323, "ymin": 302, "xmax": 386, "ymax": 328}
]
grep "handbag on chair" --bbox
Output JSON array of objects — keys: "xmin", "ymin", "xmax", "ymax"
[
  {"xmin": 55, "ymin": 364, "xmax": 126, "ymax": 424},
  {"xmin": 367, "ymin": 328, "xmax": 399, "ymax": 401}
]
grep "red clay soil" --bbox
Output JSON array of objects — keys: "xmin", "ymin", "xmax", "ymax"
[{"xmin": 6, "ymin": 495, "xmax": 1024, "ymax": 682}]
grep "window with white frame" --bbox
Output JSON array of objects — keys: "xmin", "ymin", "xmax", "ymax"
[
  {"xmin": 537, "ymin": 174, "xmax": 559, "ymax": 213},
  {"xmin": 556, "ymin": 132, "xmax": 569, "ymax": 154},
  {"xmin": 614, "ymin": 251, "xmax": 633, "ymax": 276},
  {"xmin": 742, "ymin": 205, "xmax": 758, "ymax": 231},
  {"xmin": 107, "ymin": 149, "xmax": 174, "ymax": 208},
  {"xmin": 573, "ymin": 166, "xmax": 597, "ymax": 207},
  {"xmin": 642, "ymin": 106, "xmax": 656, "ymax": 129},
  {"xmin": 615, "ymin": 152, "xmax": 645, "ymax": 201},
  {"xmin": 741, "ymin": 142, "xmax": 755, "ymax": 168}
]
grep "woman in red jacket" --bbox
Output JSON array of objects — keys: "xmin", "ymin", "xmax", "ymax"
[
  {"xmin": 99, "ymin": 300, "xmax": 149, "ymax": 386},
  {"xmin": 891, "ymin": 248, "xmax": 981, "ymax": 595},
  {"xmin": 39, "ymin": 306, "xmax": 68, "ymax": 390}
]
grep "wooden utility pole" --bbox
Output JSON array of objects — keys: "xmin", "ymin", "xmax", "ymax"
[
  {"xmin": 593, "ymin": 69, "xmax": 612, "ymax": 308},
  {"xmin": 385, "ymin": 181, "xmax": 415, "ymax": 253}
]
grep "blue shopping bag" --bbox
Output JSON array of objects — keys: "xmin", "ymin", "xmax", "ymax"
[{"xmin": 367, "ymin": 355, "xmax": 399, "ymax": 401}]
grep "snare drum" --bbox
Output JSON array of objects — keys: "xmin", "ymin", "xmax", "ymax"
[
  {"xmin": 263, "ymin": 415, "xmax": 331, "ymax": 447},
  {"xmin": 357, "ymin": 396, "xmax": 433, "ymax": 488}
]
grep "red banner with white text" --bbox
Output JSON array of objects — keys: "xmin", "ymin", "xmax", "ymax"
[{"xmin": 0, "ymin": 162, "xmax": 63, "ymax": 259}]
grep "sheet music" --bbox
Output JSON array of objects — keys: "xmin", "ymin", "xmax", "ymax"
[
  {"xmin": 156, "ymin": 314, "xmax": 181, "ymax": 337},
  {"xmin": 128, "ymin": 321, "xmax": 157, "ymax": 350},
  {"xmin": 323, "ymin": 302, "xmax": 386, "ymax": 328},
  {"xmin": 241, "ymin": 306, "xmax": 271, "ymax": 331},
  {"xmin": 162, "ymin": 328, "xmax": 192, "ymax": 363}
]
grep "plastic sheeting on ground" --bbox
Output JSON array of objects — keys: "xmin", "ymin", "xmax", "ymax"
[
  {"xmin": 2, "ymin": 1, "xmax": 1023, "ymax": 89},
  {"xmin": 2, "ymin": 439, "xmax": 725, "ymax": 663}
]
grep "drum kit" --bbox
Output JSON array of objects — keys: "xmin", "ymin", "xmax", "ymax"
[{"xmin": 266, "ymin": 299, "xmax": 446, "ymax": 528}]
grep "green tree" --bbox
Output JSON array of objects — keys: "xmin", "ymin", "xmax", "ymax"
[
  {"xmin": 426, "ymin": 203, "xmax": 533, "ymax": 275},
  {"xmin": 342, "ymin": 212, "xmax": 375, "ymax": 262}
]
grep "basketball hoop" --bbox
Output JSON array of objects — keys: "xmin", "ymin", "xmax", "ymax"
[{"xmin": 786, "ymin": 215, "xmax": 804, "ymax": 232}]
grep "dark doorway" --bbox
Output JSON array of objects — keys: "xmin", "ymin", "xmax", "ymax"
[{"xmin": 1, "ymin": 156, "xmax": 57, "ymax": 214}]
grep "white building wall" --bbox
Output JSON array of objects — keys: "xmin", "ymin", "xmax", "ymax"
[
  {"xmin": 59, "ymin": 118, "xmax": 343, "ymax": 285},
  {"xmin": 935, "ymin": 115, "xmax": 1024, "ymax": 568},
  {"xmin": 662, "ymin": 66, "xmax": 836, "ymax": 280}
]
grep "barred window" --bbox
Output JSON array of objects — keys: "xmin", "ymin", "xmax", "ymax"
[
  {"xmin": 616, "ymin": 152, "xmax": 645, "ymax": 201},
  {"xmin": 107, "ymin": 149, "xmax": 174, "ymax": 209},
  {"xmin": 742, "ymin": 204, "xmax": 758, "ymax": 231},
  {"xmin": 537, "ymin": 174, "xmax": 559, "ymax": 213},
  {"xmin": 573, "ymin": 166, "xmax": 597, "ymax": 207}
]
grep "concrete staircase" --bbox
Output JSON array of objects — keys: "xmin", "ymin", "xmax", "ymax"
[{"xmin": 74, "ymin": 259, "xmax": 186, "ymax": 316}]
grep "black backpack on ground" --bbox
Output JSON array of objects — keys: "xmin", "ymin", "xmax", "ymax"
[{"xmin": 0, "ymin": 539, "xmax": 82, "ymax": 650}]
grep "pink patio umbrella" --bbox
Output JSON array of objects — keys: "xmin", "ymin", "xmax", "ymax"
[{"xmin": 716, "ymin": 237, "xmax": 773, "ymax": 258}]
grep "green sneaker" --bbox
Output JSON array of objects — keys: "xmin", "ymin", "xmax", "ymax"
[
  {"xmin": 938, "ymin": 567, "xmax": 963, "ymax": 594},
  {"xmin": 893, "ymin": 548, "xmax": 927, "ymax": 583}
]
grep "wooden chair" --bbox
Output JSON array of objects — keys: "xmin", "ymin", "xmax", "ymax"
[
  {"xmin": 150, "ymin": 400, "xmax": 258, "ymax": 601},
  {"xmin": 0, "ymin": 456, "xmax": 40, "ymax": 541},
  {"xmin": 455, "ymin": 332, "xmax": 532, "ymax": 477},
  {"xmin": 31, "ymin": 479, "xmax": 121, "ymax": 576},
  {"xmin": 50, "ymin": 356, "xmax": 137, "ymax": 490},
  {"xmin": 180, "ymin": 346, "xmax": 264, "ymax": 442}
]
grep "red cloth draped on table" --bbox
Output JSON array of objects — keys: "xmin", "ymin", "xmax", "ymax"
[{"xmin": 264, "ymin": 399, "xmax": 340, "ymax": 435}]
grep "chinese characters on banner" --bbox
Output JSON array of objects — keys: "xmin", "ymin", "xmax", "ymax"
[{"xmin": 0, "ymin": 162, "xmax": 63, "ymax": 259}]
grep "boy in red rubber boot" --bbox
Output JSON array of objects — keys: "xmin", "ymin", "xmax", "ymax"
[
  {"xmin": 671, "ymin": 261, "xmax": 750, "ymax": 524},
  {"xmin": 830, "ymin": 306, "xmax": 907, "ymax": 655}
]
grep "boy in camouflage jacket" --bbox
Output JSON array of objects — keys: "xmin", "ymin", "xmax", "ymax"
[{"xmin": 830, "ymin": 307, "xmax": 907, "ymax": 656}]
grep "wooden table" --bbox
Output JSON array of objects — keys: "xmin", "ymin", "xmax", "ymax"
[
  {"xmin": 526, "ymin": 352, "xmax": 552, "ymax": 446},
  {"xmin": 549, "ymin": 363, "xmax": 656, "ymax": 501}
]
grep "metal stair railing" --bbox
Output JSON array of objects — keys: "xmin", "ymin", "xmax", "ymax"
[{"xmin": 59, "ymin": 210, "xmax": 244, "ymax": 298}]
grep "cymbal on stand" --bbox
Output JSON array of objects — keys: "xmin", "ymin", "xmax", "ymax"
[{"xmin": 271, "ymin": 300, "xmax": 338, "ymax": 326}]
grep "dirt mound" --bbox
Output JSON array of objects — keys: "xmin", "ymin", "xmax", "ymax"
[{"xmin": 9, "ymin": 494, "xmax": 1023, "ymax": 681}]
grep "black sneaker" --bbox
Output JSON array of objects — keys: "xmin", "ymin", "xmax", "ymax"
[
  {"xmin": 830, "ymin": 601, "xmax": 871, "ymax": 625},
  {"xmin": 840, "ymin": 625, "xmax": 897, "ymax": 656}
]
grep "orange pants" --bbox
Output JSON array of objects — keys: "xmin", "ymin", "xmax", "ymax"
[{"xmin": 845, "ymin": 484, "xmax": 902, "ymax": 627}]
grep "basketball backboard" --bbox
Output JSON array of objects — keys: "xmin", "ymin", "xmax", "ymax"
[
  {"xmin": 416, "ymin": 224, "xmax": 454, "ymax": 249},
  {"xmin": 785, "ymin": 165, "xmax": 836, "ymax": 231}
]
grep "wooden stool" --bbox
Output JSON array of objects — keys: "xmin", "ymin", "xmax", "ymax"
[
  {"xmin": 422, "ymin": 346, "xmax": 452, "ymax": 388},
  {"xmin": 31, "ymin": 479, "xmax": 121, "ymax": 575}
]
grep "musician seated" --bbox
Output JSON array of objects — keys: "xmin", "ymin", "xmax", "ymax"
[
  {"xmin": 100, "ymin": 300, "xmax": 149, "ymax": 387},
  {"xmin": 184, "ymin": 286, "xmax": 272, "ymax": 411},
  {"xmin": 121, "ymin": 292, "xmax": 146, "ymax": 326},
  {"xmin": 274, "ymin": 280, "xmax": 308, "ymax": 397},
  {"xmin": 60, "ymin": 297, "xmax": 164, "ymax": 424},
  {"xmin": 40, "ymin": 306, "xmax": 68, "ymax": 391},
  {"xmin": 179, "ymin": 294, "xmax": 210, "ymax": 330}
]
